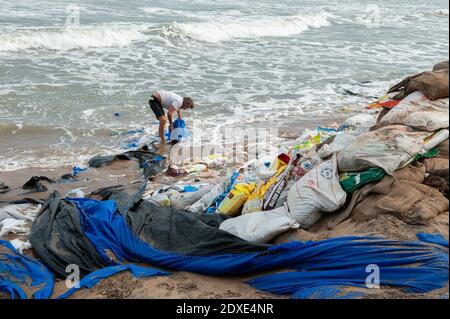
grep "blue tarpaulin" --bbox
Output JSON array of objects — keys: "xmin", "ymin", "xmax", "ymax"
[
  {"xmin": 0, "ymin": 239, "xmax": 167, "ymax": 299},
  {"xmin": 57, "ymin": 264, "xmax": 169, "ymax": 299},
  {"xmin": 416, "ymin": 233, "xmax": 449, "ymax": 248},
  {"xmin": 69, "ymin": 197, "xmax": 449, "ymax": 298},
  {"xmin": 0, "ymin": 240, "xmax": 54, "ymax": 299}
]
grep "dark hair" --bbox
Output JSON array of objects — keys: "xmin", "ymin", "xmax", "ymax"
[{"xmin": 183, "ymin": 97, "xmax": 194, "ymax": 108}]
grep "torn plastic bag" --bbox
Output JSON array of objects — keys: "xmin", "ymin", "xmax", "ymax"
[
  {"xmin": 147, "ymin": 193, "xmax": 171, "ymax": 207},
  {"xmin": 0, "ymin": 204, "xmax": 39, "ymax": 236},
  {"xmin": 0, "ymin": 203, "xmax": 38, "ymax": 222},
  {"xmin": 187, "ymin": 178, "xmax": 229, "ymax": 213},
  {"xmin": 0, "ymin": 218, "xmax": 31, "ymax": 236},
  {"xmin": 219, "ymin": 206, "xmax": 299, "ymax": 243},
  {"xmin": 380, "ymin": 91, "xmax": 449, "ymax": 131},
  {"xmin": 317, "ymin": 133, "xmax": 357, "ymax": 160},
  {"xmin": 337, "ymin": 125, "xmax": 432, "ymax": 175},
  {"xmin": 9, "ymin": 239, "xmax": 32, "ymax": 254},
  {"xmin": 166, "ymin": 185, "xmax": 215, "ymax": 210},
  {"xmin": 340, "ymin": 113, "xmax": 377, "ymax": 134},
  {"xmin": 287, "ymin": 155, "xmax": 347, "ymax": 229}
]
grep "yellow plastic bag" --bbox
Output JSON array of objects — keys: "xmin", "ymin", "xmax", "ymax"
[
  {"xmin": 242, "ymin": 163, "xmax": 288, "ymax": 214},
  {"xmin": 218, "ymin": 183, "xmax": 256, "ymax": 217}
]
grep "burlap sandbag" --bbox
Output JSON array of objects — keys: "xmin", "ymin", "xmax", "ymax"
[
  {"xmin": 388, "ymin": 68, "xmax": 449, "ymax": 101},
  {"xmin": 433, "ymin": 60, "xmax": 449, "ymax": 71},
  {"xmin": 317, "ymin": 162, "xmax": 448, "ymax": 228}
]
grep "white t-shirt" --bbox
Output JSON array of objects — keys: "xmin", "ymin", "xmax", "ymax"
[{"xmin": 158, "ymin": 90, "xmax": 183, "ymax": 112}]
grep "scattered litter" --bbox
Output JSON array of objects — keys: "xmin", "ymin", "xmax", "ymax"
[
  {"xmin": 66, "ymin": 188, "xmax": 86, "ymax": 198},
  {"xmin": 10, "ymin": 239, "xmax": 32, "ymax": 254},
  {"xmin": 72, "ymin": 166, "xmax": 88, "ymax": 177}
]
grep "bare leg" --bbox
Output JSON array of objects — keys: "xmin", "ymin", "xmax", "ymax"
[{"xmin": 158, "ymin": 115, "xmax": 167, "ymax": 144}]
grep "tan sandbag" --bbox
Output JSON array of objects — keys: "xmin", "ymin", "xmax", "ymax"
[
  {"xmin": 379, "ymin": 91, "xmax": 449, "ymax": 131},
  {"xmin": 436, "ymin": 139, "xmax": 449, "ymax": 158},
  {"xmin": 424, "ymin": 157, "xmax": 449, "ymax": 175},
  {"xmin": 388, "ymin": 68, "xmax": 449, "ymax": 101},
  {"xmin": 315, "ymin": 162, "xmax": 447, "ymax": 228},
  {"xmin": 393, "ymin": 161, "xmax": 426, "ymax": 184},
  {"xmin": 433, "ymin": 60, "xmax": 449, "ymax": 71},
  {"xmin": 336, "ymin": 125, "xmax": 431, "ymax": 175},
  {"xmin": 350, "ymin": 177, "xmax": 448, "ymax": 225}
]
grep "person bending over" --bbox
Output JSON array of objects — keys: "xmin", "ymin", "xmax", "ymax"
[{"xmin": 149, "ymin": 90, "xmax": 194, "ymax": 145}]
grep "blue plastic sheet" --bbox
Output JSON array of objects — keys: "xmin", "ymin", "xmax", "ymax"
[
  {"xmin": 126, "ymin": 128, "xmax": 145, "ymax": 135},
  {"xmin": 416, "ymin": 233, "xmax": 449, "ymax": 248},
  {"xmin": 69, "ymin": 198, "xmax": 449, "ymax": 298},
  {"xmin": 57, "ymin": 264, "xmax": 169, "ymax": 299},
  {"xmin": 183, "ymin": 185, "xmax": 199, "ymax": 193},
  {"xmin": 72, "ymin": 166, "xmax": 88, "ymax": 177},
  {"xmin": 0, "ymin": 240, "xmax": 54, "ymax": 299}
]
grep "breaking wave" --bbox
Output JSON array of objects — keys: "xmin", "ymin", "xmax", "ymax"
[
  {"xmin": 432, "ymin": 9, "xmax": 449, "ymax": 16},
  {"xmin": 161, "ymin": 12, "xmax": 334, "ymax": 43},
  {"xmin": 0, "ymin": 24, "xmax": 149, "ymax": 52}
]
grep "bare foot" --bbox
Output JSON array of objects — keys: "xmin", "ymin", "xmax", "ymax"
[{"xmin": 157, "ymin": 143, "xmax": 167, "ymax": 155}]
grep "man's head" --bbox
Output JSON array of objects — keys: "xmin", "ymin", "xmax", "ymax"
[{"xmin": 181, "ymin": 97, "xmax": 194, "ymax": 109}]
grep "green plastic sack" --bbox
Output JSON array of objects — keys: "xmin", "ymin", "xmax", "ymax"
[
  {"xmin": 339, "ymin": 167, "xmax": 386, "ymax": 193},
  {"xmin": 414, "ymin": 148, "xmax": 439, "ymax": 162}
]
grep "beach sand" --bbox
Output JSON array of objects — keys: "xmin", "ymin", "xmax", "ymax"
[{"xmin": 1, "ymin": 116, "xmax": 448, "ymax": 300}]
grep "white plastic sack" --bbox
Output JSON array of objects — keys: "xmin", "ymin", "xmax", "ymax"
[
  {"xmin": 380, "ymin": 91, "xmax": 449, "ymax": 131},
  {"xmin": 148, "ymin": 193, "xmax": 171, "ymax": 207},
  {"xmin": 186, "ymin": 179, "xmax": 228, "ymax": 213},
  {"xmin": 219, "ymin": 206, "xmax": 299, "ymax": 243},
  {"xmin": 422, "ymin": 129, "xmax": 449, "ymax": 153},
  {"xmin": 10, "ymin": 239, "xmax": 32, "ymax": 254},
  {"xmin": 317, "ymin": 133, "xmax": 357, "ymax": 159},
  {"xmin": 167, "ymin": 185, "xmax": 215, "ymax": 210},
  {"xmin": 0, "ymin": 204, "xmax": 38, "ymax": 222},
  {"xmin": 287, "ymin": 155, "xmax": 347, "ymax": 229},
  {"xmin": 274, "ymin": 179, "xmax": 296, "ymax": 209},
  {"xmin": 337, "ymin": 125, "xmax": 432, "ymax": 175},
  {"xmin": 0, "ymin": 218, "xmax": 30, "ymax": 236},
  {"xmin": 341, "ymin": 113, "xmax": 377, "ymax": 134}
]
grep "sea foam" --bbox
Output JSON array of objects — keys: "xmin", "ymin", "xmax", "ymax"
[
  {"xmin": 161, "ymin": 12, "xmax": 334, "ymax": 43},
  {"xmin": 0, "ymin": 24, "xmax": 149, "ymax": 52}
]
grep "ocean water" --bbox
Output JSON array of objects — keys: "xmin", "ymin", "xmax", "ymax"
[{"xmin": 0, "ymin": 0, "xmax": 448, "ymax": 171}]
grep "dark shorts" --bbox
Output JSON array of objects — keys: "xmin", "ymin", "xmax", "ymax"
[{"xmin": 149, "ymin": 95, "xmax": 165, "ymax": 118}]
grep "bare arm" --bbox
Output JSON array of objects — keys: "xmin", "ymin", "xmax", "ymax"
[{"xmin": 167, "ymin": 108, "xmax": 174, "ymax": 130}]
